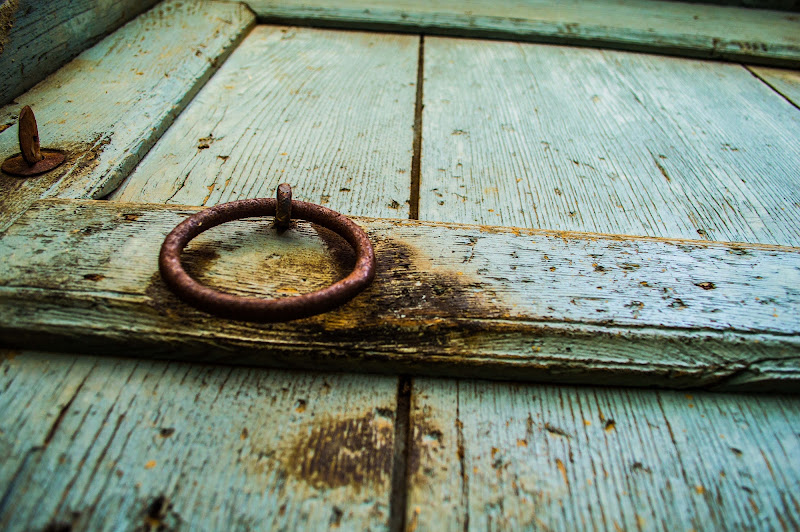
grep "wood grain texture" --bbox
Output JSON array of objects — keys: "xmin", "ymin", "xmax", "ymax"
[
  {"xmin": 1, "ymin": 198, "xmax": 798, "ymax": 391},
  {"xmin": 111, "ymin": 25, "xmax": 418, "ymax": 219},
  {"xmin": 749, "ymin": 65, "xmax": 800, "ymax": 108},
  {"xmin": 241, "ymin": 0, "xmax": 800, "ymax": 66},
  {"xmin": 419, "ymin": 37, "xmax": 800, "ymax": 247},
  {"xmin": 406, "ymin": 378, "xmax": 800, "ymax": 531},
  {"xmin": 0, "ymin": 0, "xmax": 161, "ymax": 106},
  {"xmin": 0, "ymin": 349, "xmax": 398, "ymax": 531},
  {"xmin": 0, "ymin": 0, "xmax": 254, "ymax": 232}
]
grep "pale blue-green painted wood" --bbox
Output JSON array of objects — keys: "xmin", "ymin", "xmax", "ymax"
[
  {"xmin": 0, "ymin": 0, "xmax": 160, "ymax": 106},
  {"xmin": 419, "ymin": 37, "xmax": 800, "ymax": 247},
  {"xmin": 407, "ymin": 378, "xmax": 800, "ymax": 531},
  {"xmin": 0, "ymin": 350, "xmax": 398, "ymax": 530},
  {"xmin": 0, "ymin": 0, "xmax": 254, "ymax": 232},
  {"xmin": 110, "ymin": 25, "xmax": 419, "ymax": 219},
  {"xmin": 1, "ymin": 198, "xmax": 798, "ymax": 391},
  {"xmin": 241, "ymin": 0, "xmax": 800, "ymax": 66},
  {"xmin": 1, "ymin": 14, "xmax": 799, "ymax": 532}
]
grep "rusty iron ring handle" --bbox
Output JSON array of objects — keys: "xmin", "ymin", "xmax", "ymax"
[{"xmin": 159, "ymin": 194, "xmax": 376, "ymax": 322}]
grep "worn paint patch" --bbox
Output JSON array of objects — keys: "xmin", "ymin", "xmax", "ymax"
[
  {"xmin": 0, "ymin": 0, "xmax": 19, "ymax": 56},
  {"xmin": 407, "ymin": 419, "xmax": 447, "ymax": 483},
  {"xmin": 280, "ymin": 410, "xmax": 394, "ymax": 491}
]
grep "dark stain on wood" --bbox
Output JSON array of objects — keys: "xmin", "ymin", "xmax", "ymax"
[
  {"xmin": 181, "ymin": 243, "xmax": 221, "ymax": 280},
  {"xmin": 143, "ymin": 228, "xmax": 505, "ymax": 333},
  {"xmin": 407, "ymin": 418, "xmax": 446, "ymax": 482},
  {"xmin": 42, "ymin": 523, "xmax": 72, "ymax": 532},
  {"xmin": 280, "ymin": 409, "xmax": 394, "ymax": 490},
  {"xmin": 544, "ymin": 423, "xmax": 572, "ymax": 439},
  {"xmin": 139, "ymin": 494, "xmax": 181, "ymax": 532},
  {"xmin": 319, "ymin": 235, "xmax": 505, "ymax": 327}
]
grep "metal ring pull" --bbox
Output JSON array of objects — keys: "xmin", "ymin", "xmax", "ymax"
[{"xmin": 159, "ymin": 184, "xmax": 376, "ymax": 322}]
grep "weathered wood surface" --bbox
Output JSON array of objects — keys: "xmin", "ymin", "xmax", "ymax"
[
  {"xmin": 2, "ymin": 23, "xmax": 799, "ymax": 532},
  {"xmin": 242, "ymin": 0, "xmax": 800, "ymax": 66},
  {"xmin": 111, "ymin": 25, "xmax": 419, "ymax": 219},
  {"xmin": 0, "ymin": 0, "xmax": 254, "ymax": 232},
  {"xmin": 1, "ymin": 198, "xmax": 799, "ymax": 391},
  {"xmin": 681, "ymin": 0, "xmax": 800, "ymax": 9},
  {"xmin": 406, "ymin": 378, "xmax": 800, "ymax": 531},
  {"xmin": 419, "ymin": 37, "xmax": 800, "ymax": 247},
  {"xmin": 0, "ymin": 0, "xmax": 160, "ymax": 106},
  {"xmin": 749, "ymin": 65, "xmax": 800, "ymax": 108},
  {"xmin": 0, "ymin": 349, "xmax": 399, "ymax": 530}
]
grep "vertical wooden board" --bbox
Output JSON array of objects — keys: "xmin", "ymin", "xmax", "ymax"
[
  {"xmin": 101, "ymin": 25, "xmax": 417, "ymax": 528},
  {"xmin": 407, "ymin": 379, "xmax": 800, "ymax": 531},
  {"xmin": 240, "ymin": 0, "xmax": 800, "ymax": 66},
  {"xmin": 111, "ymin": 25, "xmax": 419, "ymax": 219},
  {"xmin": 749, "ymin": 65, "xmax": 800, "ymax": 108},
  {"xmin": 0, "ymin": 0, "xmax": 254, "ymax": 231},
  {"xmin": 0, "ymin": 351, "xmax": 398, "ymax": 531},
  {"xmin": 419, "ymin": 37, "xmax": 800, "ymax": 246},
  {"xmin": 0, "ymin": 0, "xmax": 161, "ymax": 106},
  {"xmin": 0, "ymin": 350, "xmax": 96, "ymax": 497}
]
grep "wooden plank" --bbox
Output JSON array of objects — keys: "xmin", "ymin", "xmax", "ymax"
[
  {"xmin": 419, "ymin": 37, "xmax": 800, "ymax": 247},
  {"xmin": 0, "ymin": 349, "xmax": 398, "ymax": 530},
  {"xmin": 110, "ymin": 25, "xmax": 419, "ymax": 219},
  {"xmin": 405, "ymin": 378, "xmax": 800, "ymax": 531},
  {"xmin": 0, "ymin": 0, "xmax": 160, "ymax": 106},
  {"xmin": 408, "ymin": 35, "xmax": 800, "ymax": 529},
  {"xmin": 0, "ymin": 0, "xmax": 254, "ymax": 232},
  {"xmin": 0, "ymin": 350, "xmax": 97, "ymax": 497},
  {"xmin": 681, "ymin": 0, "xmax": 800, "ymax": 9},
  {"xmin": 1, "ymin": 198, "xmax": 799, "ymax": 391},
  {"xmin": 240, "ymin": 0, "xmax": 800, "ymax": 67},
  {"xmin": 101, "ymin": 26, "xmax": 418, "ymax": 528},
  {"xmin": 749, "ymin": 65, "xmax": 800, "ymax": 108}
]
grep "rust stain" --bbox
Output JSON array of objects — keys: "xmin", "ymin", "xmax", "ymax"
[
  {"xmin": 279, "ymin": 410, "xmax": 393, "ymax": 491},
  {"xmin": 407, "ymin": 419, "xmax": 446, "ymax": 482},
  {"xmin": 556, "ymin": 458, "xmax": 568, "ymax": 486},
  {"xmin": 2, "ymin": 349, "xmax": 20, "ymax": 361}
]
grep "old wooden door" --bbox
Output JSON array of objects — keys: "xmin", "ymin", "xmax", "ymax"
[{"xmin": 1, "ymin": 1, "xmax": 799, "ymax": 530}]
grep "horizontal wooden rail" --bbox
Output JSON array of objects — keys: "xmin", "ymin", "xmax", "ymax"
[
  {"xmin": 242, "ymin": 0, "xmax": 800, "ymax": 67},
  {"xmin": 1, "ymin": 198, "xmax": 798, "ymax": 391}
]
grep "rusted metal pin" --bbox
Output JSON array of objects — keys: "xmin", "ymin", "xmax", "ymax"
[
  {"xmin": 1, "ymin": 105, "xmax": 65, "ymax": 177},
  {"xmin": 275, "ymin": 183, "xmax": 292, "ymax": 229}
]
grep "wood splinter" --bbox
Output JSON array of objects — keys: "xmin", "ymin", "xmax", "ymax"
[{"xmin": 1, "ymin": 105, "xmax": 65, "ymax": 177}]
